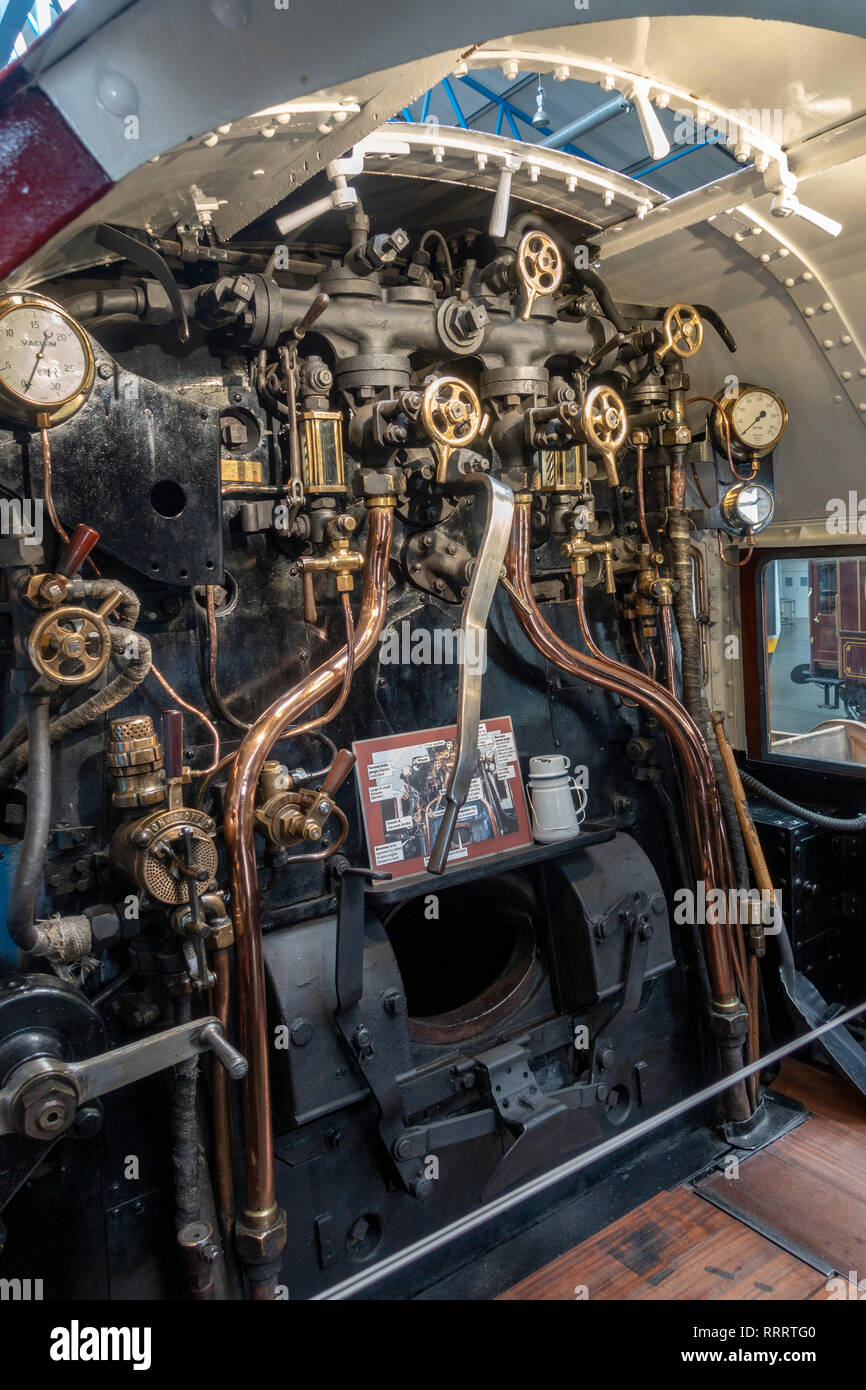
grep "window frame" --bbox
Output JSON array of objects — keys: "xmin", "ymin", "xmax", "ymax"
[{"xmin": 740, "ymin": 544, "xmax": 866, "ymax": 779}]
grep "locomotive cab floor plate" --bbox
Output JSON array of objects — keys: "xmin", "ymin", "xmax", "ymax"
[{"xmin": 497, "ymin": 1061, "xmax": 866, "ymax": 1300}]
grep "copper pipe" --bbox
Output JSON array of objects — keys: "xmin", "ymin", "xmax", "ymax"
[
  {"xmin": 148, "ymin": 663, "xmax": 221, "ymax": 776},
  {"xmin": 635, "ymin": 442, "xmax": 652, "ymax": 549},
  {"xmin": 506, "ymin": 498, "xmax": 737, "ymax": 1007},
  {"xmin": 209, "ymin": 944, "xmax": 234, "ymax": 1237},
  {"xmin": 659, "ymin": 605, "xmax": 678, "ymax": 697},
  {"xmin": 223, "ymin": 498, "xmax": 394, "ymax": 1290},
  {"xmin": 193, "ymin": 594, "xmax": 355, "ymax": 812}
]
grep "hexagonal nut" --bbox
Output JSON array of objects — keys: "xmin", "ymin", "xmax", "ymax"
[
  {"xmin": 16, "ymin": 1075, "xmax": 79, "ymax": 1140},
  {"xmin": 86, "ymin": 905, "xmax": 122, "ymax": 950},
  {"xmin": 235, "ymin": 1208, "xmax": 287, "ymax": 1266},
  {"xmin": 23, "ymin": 573, "xmax": 68, "ymax": 608},
  {"xmin": 661, "ymin": 424, "xmax": 692, "ymax": 447}
]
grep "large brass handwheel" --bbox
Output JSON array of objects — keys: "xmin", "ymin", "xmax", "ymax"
[
  {"xmin": 516, "ymin": 231, "xmax": 563, "ymax": 320},
  {"xmin": 421, "ymin": 376, "xmax": 482, "ymax": 479},
  {"xmin": 656, "ymin": 302, "xmax": 703, "ymax": 360},
  {"xmin": 27, "ymin": 605, "xmax": 112, "ymax": 687},
  {"xmin": 582, "ymin": 385, "xmax": 627, "ymax": 487}
]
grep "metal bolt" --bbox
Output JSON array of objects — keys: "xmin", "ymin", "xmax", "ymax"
[{"xmin": 290, "ymin": 1017, "xmax": 313, "ymax": 1047}]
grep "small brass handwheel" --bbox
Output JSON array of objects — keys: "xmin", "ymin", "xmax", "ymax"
[
  {"xmin": 420, "ymin": 377, "xmax": 482, "ymax": 480},
  {"xmin": 655, "ymin": 302, "xmax": 703, "ymax": 361},
  {"xmin": 28, "ymin": 604, "xmax": 112, "ymax": 687},
  {"xmin": 516, "ymin": 231, "xmax": 563, "ymax": 321},
  {"xmin": 582, "ymin": 385, "xmax": 628, "ymax": 487}
]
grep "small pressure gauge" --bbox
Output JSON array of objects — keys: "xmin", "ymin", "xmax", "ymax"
[
  {"xmin": 712, "ymin": 383, "xmax": 787, "ymax": 461},
  {"xmin": 721, "ymin": 481, "xmax": 775, "ymax": 536},
  {"xmin": 0, "ymin": 293, "xmax": 94, "ymax": 427}
]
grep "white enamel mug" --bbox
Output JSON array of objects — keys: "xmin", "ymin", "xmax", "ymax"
[{"xmin": 526, "ymin": 755, "xmax": 587, "ymax": 844}]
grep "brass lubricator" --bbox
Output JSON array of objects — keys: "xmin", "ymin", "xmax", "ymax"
[
  {"xmin": 297, "ymin": 513, "xmax": 364, "ymax": 624},
  {"xmin": 108, "ymin": 716, "xmax": 166, "ymax": 809},
  {"xmin": 654, "ymin": 303, "xmax": 703, "ymax": 363},
  {"xmin": 255, "ymin": 748, "xmax": 356, "ymax": 854},
  {"xmin": 420, "ymin": 376, "xmax": 483, "ymax": 483},
  {"xmin": 515, "ymin": 230, "xmax": 563, "ymax": 320},
  {"xmin": 110, "ymin": 711, "xmax": 217, "ymax": 909}
]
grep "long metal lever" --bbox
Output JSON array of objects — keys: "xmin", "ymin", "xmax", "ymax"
[
  {"xmin": 0, "ymin": 1017, "xmax": 247, "ymax": 1139},
  {"xmin": 427, "ymin": 468, "xmax": 514, "ymax": 874}
]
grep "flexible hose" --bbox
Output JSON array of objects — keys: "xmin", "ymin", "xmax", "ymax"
[
  {"xmin": 740, "ymin": 770, "xmax": 866, "ymax": 832},
  {"xmin": 0, "ymin": 627, "xmax": 152, "ymax": 787},
  {"xmin": 6, "ymin": 695, "xmax": 52, "ymax": 952}
]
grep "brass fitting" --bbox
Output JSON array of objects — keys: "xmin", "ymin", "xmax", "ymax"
[
  {"xmin": 298, "ymin": 518, "xmax": 364, "ymax": 623},
  {"xmin": 22, "ymin": 571, "xmax": 69, "ymax": 609},
  {"xmin": 562, "ymin": 533, "xmax": 615, "ymax": 595},
  {"xmin": 108, "ymin": 716, "xmax": 166, "ymax": 809},
  {"xmin": 235, "ymin": 1205, "xmax": 288, "ymax": 1268}
]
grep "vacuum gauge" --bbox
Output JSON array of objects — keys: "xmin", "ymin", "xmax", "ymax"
[{"xmin": 0, "ymin": 293, "xmax": 94, "ymax": 427}]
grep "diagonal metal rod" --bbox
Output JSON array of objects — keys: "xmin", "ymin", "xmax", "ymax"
[{"xmin": 316, "ymin": 995, "xmax": 866, "ymax": 1299}]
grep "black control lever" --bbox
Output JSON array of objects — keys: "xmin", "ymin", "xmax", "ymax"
[{"xmin": 331, "ymin": 857, "xmax": 391, "ymax": 1014}]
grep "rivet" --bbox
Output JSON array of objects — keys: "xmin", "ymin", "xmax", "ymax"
[
  {"xmin": 804, "ymin": 307, "xmax": 815, "ymax": 317},
  {"xmin": 801, "ymin": 271, "xmax": 814, "ymax": 282},
  {"xmin": 96, "ymin": 71, "xmax": 139, "ymax": 118}
]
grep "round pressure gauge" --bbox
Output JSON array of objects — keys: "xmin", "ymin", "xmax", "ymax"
[
  {"xmin": 712, "ymin": 383, "xmax": 787, "ymax": 461},
  {"xmin": 0, "ymin": 293, "xmax": 94, "ymax": 427},
  {"xmin": 721, "ymin": 481, "xmax": 775, "ymax": 536}
]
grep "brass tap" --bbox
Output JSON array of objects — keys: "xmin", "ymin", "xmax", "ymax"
[
  {"xmin": 561, "ymin": 532, "xmax": 615, "ymax": 595},
  {"xmin": 298, "ymin": 514, "xmax": 363, "ymax": 623}
]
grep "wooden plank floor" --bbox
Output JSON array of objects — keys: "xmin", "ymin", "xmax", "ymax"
[{"xmin": 499, "ymin": 1060, "xmax": 866, "ymax": 1301}]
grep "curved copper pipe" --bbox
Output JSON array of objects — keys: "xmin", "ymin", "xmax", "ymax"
[
  {"xmin": 223, "ymin": 499, "xmax": 394, "ymax": 1281},
  {"xmin": 506, "ymin": 498, "xmax": 737, "ymax": 1007}
]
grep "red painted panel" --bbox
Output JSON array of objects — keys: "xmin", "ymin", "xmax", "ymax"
[{"xmin": 0, "ymin": 84, "xmax": 113, "ymax": 279}]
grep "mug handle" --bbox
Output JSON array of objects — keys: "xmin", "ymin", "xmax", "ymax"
[{"xmin": 569, "ymin": 778, "xmax": 588, "ymax": 822}]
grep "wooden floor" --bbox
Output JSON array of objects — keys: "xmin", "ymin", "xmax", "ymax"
[{"xmin": 500, "ymin": 1060, "xmax": 866, "ymax": 1301}]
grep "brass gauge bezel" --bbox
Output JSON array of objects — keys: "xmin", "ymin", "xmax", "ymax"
[
  {"xmin": 0, "ymin": 292, "xmax": 95, "ymax": 427},
  {"xmin": 721, "ymin": 481, "xmax": 775, "ymax": 536},
  {"xmin": 712, "ymin": 383, "xmax": 787, "ymax": 461}
]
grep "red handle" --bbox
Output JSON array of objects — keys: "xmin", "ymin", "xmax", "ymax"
[
  {"xmin": 56, "ymin": 524, "xmax": 99, "ymax": 577},
  {"xmin": 319, "ymin": 748, "xmax": 356, "ymax": 798}
]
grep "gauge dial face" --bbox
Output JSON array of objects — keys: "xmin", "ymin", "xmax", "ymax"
[
  {"xmin": 730, "ymin": 387, "xmax": 786, "ymax": 454},
  {"xmin": 727, "ymin": 483, "xmax": 774, "ymax": 534},
  {"xmin": 0, "ymin": 298, "xmax": 93, "ymax": 424}
]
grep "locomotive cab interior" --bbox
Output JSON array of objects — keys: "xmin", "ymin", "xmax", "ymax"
[{"xmin": 0, "ymin": 0, "xmax": 865, "ymax": 1326}]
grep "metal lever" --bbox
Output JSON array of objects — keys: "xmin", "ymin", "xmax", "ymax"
[
  {"xmin": 331, "ymin": 857, "xmax": 392, "ymax": 1014},
  {"xmin": 0, "ymin": 1017, "xmax": 247, "ymax": 1139},
  {"xmin": 291, "ymin": 292, "xmax": 330, "ymax": 340},
  {"xmin": 427, "ymin": 462, "xmax": 514, "ymax": 874},
  {"xmin": 56, "ymin": 524, "xmax": 99, "ymax": 578}
]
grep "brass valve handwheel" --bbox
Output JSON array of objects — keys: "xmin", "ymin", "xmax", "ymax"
[
  {"xmin": 582, "ymin": 385, "xmax": 627, "ymax": 488},
  {"xmin": 420, "ymin": 377, "xmax": 482, "ymax": 480},
  {"xmin": 516, "ymin": 231, "xmax": 563, "ymax": 321},
  {"xmin": 27, "ymin": 604, "xmax": 112, "ymax": 687},
  {"xmin": 655, "ymin": 302, "xmax": 703, "ymax": 361}
]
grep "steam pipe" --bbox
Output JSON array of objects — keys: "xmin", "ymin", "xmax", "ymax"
[
  {"xmin": 223, "ymin": 496, "xmax": 394, "ymax": 1295},
  {"xmin": 506, "ymin": 496, "xmax": 737, "ymax": 1008}
]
